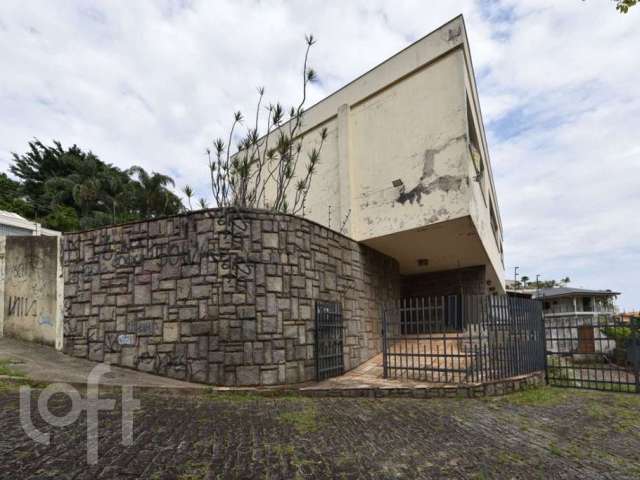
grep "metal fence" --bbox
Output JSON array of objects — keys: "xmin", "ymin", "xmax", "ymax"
[
  {"xmin": 315, "ymin": 302, "xmax": 344, "ymax": 381},
  {"xmin": 382, "ymin": 295, "xmax": 545, "ymax": 384},
  {"xmin": 545, "ymin": 314, "xmax": 640, "ymax": 393}
]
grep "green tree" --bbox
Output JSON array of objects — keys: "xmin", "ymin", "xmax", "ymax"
[
  {"xmin": 127, "ymin": 166, "xmax": 183, "ymax": 218},
  {"xmin": 0, "ymin": 173, "xmax": 32, "ymax": 218},
  {"xmin": 44, "ymin": 205, "xmax": 80, "ymax": 231},
  {"xmin": 7, "ymin": 139, "xmax": 184, "ymax": 231},
  {"xmin": 616, "ymin": 0, "xmax": 637, "ymax": 13}
]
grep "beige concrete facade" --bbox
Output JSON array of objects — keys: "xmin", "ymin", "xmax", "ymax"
[
  {"xmin": 261, "ymin": 15, "xmax": 504, "ymax": 293},
  {"xmin": 1, "ymin": 236, "xmax": 64, "ymax": 349}
]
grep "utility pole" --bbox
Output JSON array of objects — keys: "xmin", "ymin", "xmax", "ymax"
[
  {"xmin": 536, "ymin": 274, "xmax": 541, "ymax": 298},
  {"xmin": 513, "ymin": 266, "xmax": 519, "ymax": 290}
]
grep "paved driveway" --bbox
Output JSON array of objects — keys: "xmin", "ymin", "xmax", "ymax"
[{"xmin": 1, "ymin": 380, "xmax": 639, "ymax": 479}]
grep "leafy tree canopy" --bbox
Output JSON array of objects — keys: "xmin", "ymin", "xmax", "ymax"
[
  {"xmin": 615, "ymin": 0, "xmax": 637, "ymax": 13},
  {"xmin": 4, "ymin": 139, "xmax": 184, "ymax": 231}
]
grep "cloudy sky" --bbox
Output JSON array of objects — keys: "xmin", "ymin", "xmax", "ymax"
[{"xmin": 1, "ymin": 1, "xmax": 638, "ymax": 309}]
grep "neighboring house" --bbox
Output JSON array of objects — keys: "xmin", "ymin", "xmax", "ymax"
[
  {"xmin": 0, "ymin": 210, "xmax": 60, "ymax": 237},
  {"xmin": 535, "ymin": 287, "xmax": 619, "ymax": 318},
  {"xmin": 535, "ymin": 287, "xmax": 620, "ymax": 355},
  {"xmin": 261, "ymin": 15, "xmax": 504, "ymax": 298}
]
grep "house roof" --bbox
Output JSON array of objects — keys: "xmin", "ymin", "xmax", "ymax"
[
  {"xmin": 0, "ymin": 210, "xmax": 61, "ymax": 236},
  {"xmin": 534, "ymin": 287, "xmax": 620, "ymax": 300},
  {"xmin": 0, "ymin": 209, "xmax": 36, "ymax": 230}
]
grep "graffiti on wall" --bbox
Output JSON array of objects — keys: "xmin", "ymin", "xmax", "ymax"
[{"xmin": 7, "ymin": 296, "xmax": 38, "ymax": 317}]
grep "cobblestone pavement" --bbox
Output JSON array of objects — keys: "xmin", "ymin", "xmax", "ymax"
[{"xmin": 1, "ymin": 381, "xmax": 640, "ymax": 479}]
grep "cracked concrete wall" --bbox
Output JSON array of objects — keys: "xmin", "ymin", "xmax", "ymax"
[
  {"xmin": 0, "ymin": 237, "xmax": 5, "ymax": 338},
  {"xmin": 258, "ymin": 15, "xmax": 504, "ymax": 290},
  {"xmin": 352, "ymin": 50, "xmax": 470, "ymax": 240},
  {"xmin": 2, "ymin": 236, "xmax": 63, "ymax": 348}
]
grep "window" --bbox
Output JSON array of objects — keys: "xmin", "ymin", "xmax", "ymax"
[
  {"xmin": 489, "ymin": 199, "xmax": 499, "ymax": 235},
  {"xmin": 467, "ymin": 98, "xmax": 483, "ymax": 175}
]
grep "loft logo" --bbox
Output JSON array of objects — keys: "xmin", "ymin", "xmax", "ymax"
[{"xmin": 19, "ymin": 364, "xmax": 140, "ymax": 464}]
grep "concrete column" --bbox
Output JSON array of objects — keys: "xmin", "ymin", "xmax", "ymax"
[
  {"xmin": 0, "ymin": 237, "xmax": 5, "ymax": 338},
  {"xmin": 55, "ymin": 236, "xmax": 64, "ymax": 351},
  {"xmin": 337, "ymin": 104, "xmax": 354, "ymax": 237}
]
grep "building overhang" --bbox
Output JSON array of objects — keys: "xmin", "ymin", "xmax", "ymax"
[{"xmin": 361, "ymin": 215, "xmax": 504, "ymax": 293}]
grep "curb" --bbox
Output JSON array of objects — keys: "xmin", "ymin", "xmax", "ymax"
[{"xmin": 1, "ymin": 372, "xmax": 545, "ymax": 399}]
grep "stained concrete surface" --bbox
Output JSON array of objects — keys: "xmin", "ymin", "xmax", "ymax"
[{"xmin": 0, "ymin": 337, "xmax": 205, "ymax": 389}]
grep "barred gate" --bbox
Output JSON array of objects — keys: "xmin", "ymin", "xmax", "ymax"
[
  {"xmin": 382, "ymin": 295, "xmax": 545, "ymax": 383},
  {"xmin": 315, "ymin": 302, "xmax": 344, "ymax": 381},
  {"xmin": 545, "ymin": 315, "xmax": 640, "ymax": 393}
]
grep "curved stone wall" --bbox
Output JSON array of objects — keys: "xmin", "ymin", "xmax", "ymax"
[{"xmin": 62, "ymin": 209, "xmax": 400, "ymax": 386}]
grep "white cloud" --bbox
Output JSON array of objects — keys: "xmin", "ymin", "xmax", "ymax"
[{"xmin": 0, "ymin": 0, "xmax": 638, "ymax": 308}]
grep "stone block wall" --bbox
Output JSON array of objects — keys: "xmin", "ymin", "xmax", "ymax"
[{"xmin": 62, "ymin": 209, "xmax": 400, "ymax": 386}]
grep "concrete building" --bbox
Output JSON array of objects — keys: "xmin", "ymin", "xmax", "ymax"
[{"xmin": 262, "ymin": 15, "xmax": 504, "ymax": 297}]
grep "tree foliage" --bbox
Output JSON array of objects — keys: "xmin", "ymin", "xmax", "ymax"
[
  {"xmin": 615, "ymin": 0, "xmax": 637, "ymax": 13},
  {"xmin": 207, "ymin": 35, "xmax": 327, "ymax": 215},
  {"xmin": 0, "ymin": 173, "xmax": 32, "ymax": 219},
  {"xmin": 5, "ymin": 139, "xmax": 183, "ymax": 231},
  {"xmin": 515, "ymin": 276, "xmax": 571, "ymax": 289}
]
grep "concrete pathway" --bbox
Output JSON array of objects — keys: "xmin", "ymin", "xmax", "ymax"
[{"xmin": 0, "ymin": 337, "xmax": 206, "ymax": 389}]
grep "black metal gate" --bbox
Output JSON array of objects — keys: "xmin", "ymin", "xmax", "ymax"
[
  {"xmin": 382, "ymin": 295, "xmax": 545, "ymax": 383},
  {"xmin": 315, "ymin": 302, "xmax": 344, "ymax": 381},
  {"xmin": 545, "ymin": 315, "xmax": 640, "ymax": 393}
]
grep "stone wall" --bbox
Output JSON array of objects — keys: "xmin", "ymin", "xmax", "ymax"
[
  {"xmin": 62, "ymin": 209, "xmax": 400, "ymax": 386},
  {"xmin": 401, "ymin": 265, "xmax": 487, "ymax": 298}
]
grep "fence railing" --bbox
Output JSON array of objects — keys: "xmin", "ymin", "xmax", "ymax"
[
  {"xmin": 382, "ymin": 295, "xmax": 545, "ymax": 384},
  {"xmin": 544, "ymin": 314, "xmax": 640, "ymax": 392}
]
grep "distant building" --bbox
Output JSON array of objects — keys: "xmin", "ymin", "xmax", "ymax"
[
  {"xmin": 621, "ymin": 311, "xmax": 640, "ymax": 324},
  {"xmin": 505, "ymin": 279, "xmax": 535, "ymax": 298},
  {"xmin": 534, "ymin": 287, "xmax": 619, "ymax": 318},
  {"xmin": 0, "ymin": 210, "xmax": 60, "ymax": 237},
  {"xmin": 534, "ymin": 287, "xmax": 620, "ymax": 355}
]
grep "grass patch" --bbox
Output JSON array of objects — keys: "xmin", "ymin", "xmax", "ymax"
[
  {"xmin": 272, "ymin": 444, "xmax": 296, "ymax": 456},
  {"xmin": 0, "ymin": 359, "xmax": 25, "ymax": 377},
  {"xmin": 176, "ymin": 461, "xmax": 209, "ymax": 480},
  {"xmin": 495, "ymin": 387, "xmax": 571, "ymax": 406},
  {"xmin": 0, "ymin": 377, "xmax": 47, "ymax": 392},
  {"xmin": 203, "ymin": 389, "xmax": 267, "ymax": 403},
  {"xmin": 278, "ymin": 402, "xmax": 319, "ymax": 434}
]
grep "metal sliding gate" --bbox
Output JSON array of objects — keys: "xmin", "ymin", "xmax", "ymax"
[
  {"xmin": 315, "ymin": 302, "xmax": 344, "ymax": 381},
  {"xmin": 382, "ymin": 295, "xmax": 545, "ymax": 383},
  {"xmin": 545, "ymin": 315, "xmax": 640, "ymax": 393}
]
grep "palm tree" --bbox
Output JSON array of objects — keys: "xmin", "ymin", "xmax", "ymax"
[
  {"xmin": 127, "ymin": 166, "xmax": 181, "ymax": 218},
  {"xmin": 182, "ymin": 185, "xmax": 194, "ymax": 210}
]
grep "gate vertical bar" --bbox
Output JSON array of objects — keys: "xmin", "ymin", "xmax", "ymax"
[
  {"xmin": 633, "ymin": 318, "xmax": 640, "ymax": 394},
  {"xmin": 382, "ymin": 303, "xmax": 388, "ymax": 379}
]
